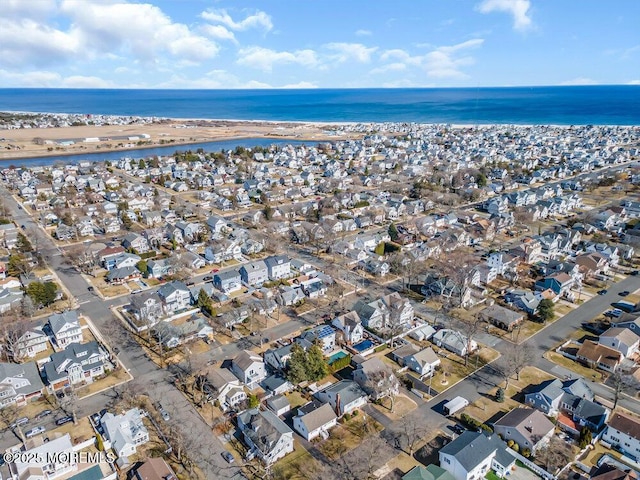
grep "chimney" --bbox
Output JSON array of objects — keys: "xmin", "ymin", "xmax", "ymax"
[{"xmin": 335, "ymin": 393, "xmax": 341, "ymax": 416}]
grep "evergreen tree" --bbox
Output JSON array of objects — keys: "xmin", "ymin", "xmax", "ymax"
[
  {"xmin": 306, "ymin": 343, "xmax": 329, "ymax": 381},
  {"xmin": 16, "ymin": 233, "xmax": 33, "ymax": 253},
  {"xmin": 496, "ymin": 387, "xmax": 505, "ymax": 403},
  {"xmin": 537, "ymin": 299, "xmax": 555, "ymax": 323},
  {"xmin": 286, "ymin": 344, "xmax": 308, "ymax": 384},
  {"xmin": 26, "ymin": 281, "xmax": 58, "ymax": 307},
  {"xmin": 388, "ymin": 223, "xmax": 399, "ymax": 242}
]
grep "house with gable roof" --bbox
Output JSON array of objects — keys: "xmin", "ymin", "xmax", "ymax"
[
  {"xmin": 492, "ymin": 407, "xmax": 555, "ymax": 453},
  {"xmin": 231, "ymin": 350, "xmax": 267, "ymax": 388},
  {"xmin": 293, "ymin": 400, "xmax": 338, "ymax": 441},
  {"xmin": 101, "ymin": 408, "xmax": 150, "ymax": 458},
  {"xmin": 0, "ymin": 361, "xmax": 44, "ymax": 408},
  {"xmin": 46, "ymin": 310, "xmax": 82, "ymax": 349},
  {"xmin": 314, "ymin": 380, "xmax": 368, "ymax": 417},
  {"xmin": 42, "ymin": 341, "xmax": 111, "ymax": 392},
  {"xmin": 237, "ymin": 408, "xmax": 294, "ymax": 465},
  {"xmin": 438, "ymin": 431, "xmax": 515, "ymax": 480}
]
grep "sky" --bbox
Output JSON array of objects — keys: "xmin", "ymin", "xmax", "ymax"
[{"xmin": 0, "ymin": 0, "xmax": 639, "ymax": 89}]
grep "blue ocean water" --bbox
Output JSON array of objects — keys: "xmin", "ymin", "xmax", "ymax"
[{"xmin": 0, "ymin": 86, "xmax": 639, "ymax": 125}]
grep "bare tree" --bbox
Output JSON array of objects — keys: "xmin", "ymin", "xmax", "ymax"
[
  {"xmin": 57, "ymin": 385, "xmax": 79, "ymax": 424},
  {"xmin": 392, "ymin": 416, "xmax": 429, "ymax": 456},
  {"xmin": 365, "ymin": 367, "xmax": 400, "ymax": 413},
  {"xmin": 330, "ymin": 434, "xmax": 388, "ymax": 480},
  {"xmin": 610, "ymin": 370, "xmax": 640, "ymax": 409},
  {"xmin": 535, "ymin": 437, "xmax": 573, "ymax": 473},
  {"xmin": 457, "ymin": 314, "xmax": 484, "ymax": 367},
  {"xmin": 0, "ymin": 404, "xmax": 26, "ymax": 442},
  {"xmin": 495, "ymin": 343, "xmax": 534, "ymax": 388},
  {"xmin": 0, "ymin": 316, "xmax": 28, "ymax": 363}
]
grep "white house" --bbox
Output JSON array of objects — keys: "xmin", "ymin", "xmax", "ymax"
[
  {"xmin": 237, "ymin": 408, "xmax": 294, "ymax": 465},
  {"xmin": 47, "ymin": 310, "xmax": 82, "ymax": 349},
  {"xmin": 204, "ymin": 367, "xmax": 247, "ymax": 412},
  {"xmin": 314, "ymin": 380, "xmax": 368, "ymax": 417},
  {"xmin": 101, "ymin": 408, "xmax": 150, "ymax": 458},
  {"xmin": 602, "ymin": 413, "xmax": 640, "ymax": 460},
  {"xmin": 231, "ymin": 350, "xmax": 267, "ymax": 388},
  {"xmin": 403, "ymin": 347, "xmax": 441, "ymax": 377},
  {"xmin": 264, "ymin": 255, "xmax": 291, "ymax": 280},
  {"xmin": 598, "ymin": 327, "xmax": 640, "ymax": 358},
  {"xmin": 10, "ymin": 433, "xmax": 77, "ymax": 479},
  {"xmin": 293, "ymin": 401, "xmax": 338, "ymax": 441},
  {"xmin": 157, "ymin": 281, "xmax": 192, "ymax": 314},
  {"xmin": 332, "ymin": 311, "xmax": 364, "ymax": 345},
  {"xmin": 432, "ymin": 329, "xmax": 477, "ymax": 357},
  {"xmin": 0, "ymin": 361, "xmax": 43, "ymax": 408},
  {"xmin": 439, "ymin": 431, "xmax": 515, "ymax": 480}
]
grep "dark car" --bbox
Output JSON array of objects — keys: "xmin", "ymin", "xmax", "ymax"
[
  {"xmin": 203, "ymin": 276, "xmax": 213, "ymax": 282},
  {"xmin": 631, "ymin": 270, "xmax": 639, "ymax": 276},
  {"xmin": 186, "ymin": 281, "xmax": 195, "ymax": 286},
  {"xmin": 55, "ymin": 416, "xmax": 74, "ymax": 426},
  {"xmin": 451, "ymin": 424, "xmax": 465, "ymax": 435},
  {"xmin": 35, "ymin": 409, "xmax": 53, "ymax": 420},
  {"xmin": 619, "ymin": 291, "xmax": 630, "ymax": 296},
  {"xmin": 222, "ymin": 451, "xmax": 235, "ymax": 464},
  {"xmin": 597, "ymin": 289, "xmax": 608, "ymax": 295}
]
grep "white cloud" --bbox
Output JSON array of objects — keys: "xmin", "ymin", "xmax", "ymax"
[
  {"xmin": 560, "ymin": 77, "xmax": 598, "ymax": 86},
  {"xmin": 59, "ymin": 0, "xmax": 219, "ymax": 63},
  {"xmin": 202, "ymin": 24, "xmax": 237, "ymax": 43},
  {"xmin": 0, "ymin": 69, "xmax": 62, "ymax": 87},
  {"xmin": 61, "ymin": 75, "xmax": 113, "ymax": 88},
  {"xmin": 370, "ymin": 63, "xmax": 408, "ymax": 75},
  {"xmin": 201, "ymin": 9, "xmax": 273, "ymax": 32},
  {"xmin": 355, "ymin": 29, "xmax": 372, "ymax": 36},
  {"xmin": 281, "ymin": 81, "xmax": 317, "ymax": 89},
  {"xmin": 424, "ymin": 39, "xmax": 484, "ymax": 78},
  {"xmin": 325, "ymin": 43, "xmax": 378, "ymax": 63},
  {"xmin": 237, "ymin": 46, "xmax": 319, "ymax": 72},
  {"xmin": 628, "ymin": 80, "xmax": 640, "ymax": 85},
  {"xmin": 477, "ymin": 0, "xmax": 532, "ymax": 31},
  {"xmin": 3, "ymin": 0, "xmax": 56, "ymax": 19}
]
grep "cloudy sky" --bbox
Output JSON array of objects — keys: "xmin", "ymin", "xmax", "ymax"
[{"xmin": 1, "ymin": 0, "xmax": 639, "ymax": 89}]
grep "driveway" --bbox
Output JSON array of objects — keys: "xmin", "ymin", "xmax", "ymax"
[{"xmin": 510, "ymin": 464, "xmax": 541, "ymax": 480}]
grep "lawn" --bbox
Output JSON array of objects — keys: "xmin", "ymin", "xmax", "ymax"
[
  {"xmin": 381, "ymin": 451, "xmax": 422, "ymax": 477},
  {"xmin": 77, "ymin": 367, "xmax": 132, "ymax": 398},
  {"xmin": 582, "ymin": 441, "xmax": 620, "ymax": 467},
  {"xmin": 486, "ymin": 470, "xmax": 502, "ymax": 480},
  {"xmin": 318, "ymin": 415, "xmax": 383, "ymax": 460},
  {"xmin": 545, "ymin": 351, "xmax": 606, "ymax": 382},
  {"xmin": 270, "ymin": 444, "xmax": 322, "ymax": 480},
  {"xmin": 431, "ymin": 346, "xmax": 500, "ymax": 389},
  {"xmin": 371, "ymin": 394, "xmax": 417, "ymax": 420},
  {"xmin": 285, "ymin": 391, "xmax": 310, "ymax": 410}
]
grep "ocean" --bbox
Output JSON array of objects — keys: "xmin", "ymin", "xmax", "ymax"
[{"xmin": 1, "ymin": 86, "xmax": 639, "ymax": 125}]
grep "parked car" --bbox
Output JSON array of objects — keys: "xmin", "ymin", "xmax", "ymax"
[
  {"xmin": 35, "ymin": 410, "xmax": 52, "ymax": 420},
  {"xmin": 211, "ymin": 268, "xmax": 220, "ymax": 273},
  {"xmin": 11, "ymin": 417, "xmax": 29, "ymax": 429},
  {"xmin": 597, "ymin": 289, "xmax": 608, "ymax": 295},
  {"xmin": 631, "ymin": 270, "xmax": 639, "ymax": 276},
  {"xmin": 157, "ymin": 405, "xmax": 170, "ymax": 421},
  {"xmin": 55, "ymin": 416, "xmax": 74, "ymax": 426},
  {"xmin": 25, "ymin": 426, "xmax": 46, "ymax": 438},
  {"xmin": 203, "ymin": 276, "xmax": 213, "ymax": 282},
  {"xmin": 222, "ymin": 451, "xmax": 235, "ymax": 464},
  {"xmin": 619, "ymin": 291, "xmax": 630, "ymax": 297}
]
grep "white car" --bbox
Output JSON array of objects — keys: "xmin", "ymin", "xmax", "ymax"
[{"xmin": 25, "ymin": 426, "xmax": 46, "ymax": 438}]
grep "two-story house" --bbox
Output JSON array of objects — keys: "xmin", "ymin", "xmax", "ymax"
[
  {"xmin": 237, "ymin": 408, "xmax": 294, "ymax": 465},
  {"xmin": 157, "ymin": 281, "xmax": 192, "ymax": 314},
  {"xmin": 0, "ymin": 362, "xmax": 44, "ymax": 408},
  {"xmin": 101, "ymin": 408, "xmax": 150, "ymax": 458},
  {"xmin": 263, "ymin": 255, "xmax": 291, "ymax": 280},
  {"xmin": 602, "ymin": 413, "xmax": 640, "ymax": 461},
  {"xmin": 46, "ymin": 310, "xmax": 82, "ymax": 349},
  {"xmin": 231, "ymin": 350, "xmax": 267, "ymax": 388},
  {"xmin": 239, "ymin": 260, "xmax": 269, "ymax": 287},
  {"xmin": 439, "ymin": 431, "xmax": 515, "ymax": 480},
  {"xmin": 42, "ymin": 341, "xmax": 111, "ymax": 392}
]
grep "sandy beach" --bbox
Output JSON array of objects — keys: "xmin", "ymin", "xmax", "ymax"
[{"xmin": 0, "ymin": 120, "xmax": 355, "ymax": 160}]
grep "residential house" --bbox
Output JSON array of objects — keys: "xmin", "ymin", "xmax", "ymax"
[
  {"xmin": 535, "ymin": 272, "xmax": 575, "ymax": 298},
  {"xmin": 599, "ymin": 327, "xmax": 640, "ymax": 358},
  {"xmin": 47, "ymin": 310, "xmax": 82, "ymax": 349},
  {"xmin": 314, "ymin": 380, "xmax": 368, "ymax": 417},
  {"xmin": 157, "ymin": 281, "xmax": 192, "ymax": 314},
  {"xmin": 332, "ymin": 311, "xmax": 364, "ymax": 345},
  {"xmin": 101, "ymin": 408, "xmax": 150, "ymax": 458},
  {"xmin": 293, "ymin": 401, "xmax": 338, "ymax": 441},
  {"xmin": 121, "ymin": 232, "xmax": 151, "ymax": 253},
  {"xmin": 277, "ymin": 285, "xmax": 306, "ymax": 307},
  {"xmin": 432, "ymin": 329, "xmax": 477, "ymax": 357},
  {"xmin": 576, "ymin": 340, "xmax": 622, "ymax": 372},
  {"xmin": 352, "ymin": 357, "xmax": 400, "ymax": 400},
  {"xmin": 240, "ymin": 260, "xmax": 269, "ymax": 287},
  {"xmin": 264, "ymin": 343, "xmax": 297, "ymax": 371},
  {"xmin": 264, "ymin": 255, "xmax": 291, "ymax": 280},
  {"xmin": 602, "ymin": 413, "xmax": 640, "ymax": 461},
  {"xmin": 492, "ymin": 408, "xmax": 555, "ymax": 453},
  {"xmin": 237, "ymin": 408, "xmax": 294, "ymax": 465},
  {"xmin": 299, "ymin": 325, "xmax": 336, "ymax": 353},
  {"xmin": 203, "ymin": 367, "xmax": 247, "ymax": 412},
  {"xmin": 9, "ymin": 433, "xmax": 77, "ymax": 479},
  {"xmin": 42, "ymin": 341, "xmax": 111, "ymax": 392},
  {"xmin": 129, "ymin": 292, "xmax": 163, "ymax": 324},
  {"xmin": 262, "ymin": 376, "xmax": 294, "ymax": 397},
  {"xmin": 106, "ymin": 265, "xmax": 141, "ymax": 284},
  {"xmin": 16, "ymin": 322, "xmax": 49, "ymax": 359},
  {"xmin": 402, "ymin": 465, "xmax": 456, "ymax": 480},
  {"xmin": 504, "ymin": 289, "xmax": 542, "ymax": 315},
  {"xmin": 0, "ymin": 362, "xmax": 43, "ymax": 408},
  {"xmin": 231, "ymin": 350, "xmax": 267, "ymax": 387},
  {"xmin": 398, "ymin": 345, "xmax": 441, "ymax": 378},
  {"xmin": 131, "ymin": 457, "xmax": 178, "ymax": 480},
  {"xmin": 153, "ymin": 317, "xmax": 213, "ymax": 348},
  {"xmin": 214, "ymin": 270, "xmax": 243, "ymax": 294},
  {"xmin": 478, "ymin": 304, "xmax": 524, "ymax": 332},
  {"xmin": 97, "ymin": 246, "xmax": 126, "ymax": 270},
  {"xmin": 147, "ymin": 258, "xmax": 172, "ymax": 279},
  {"xmin": 438, "ymin": 431, "xmax": 515, "ymax": 480}
]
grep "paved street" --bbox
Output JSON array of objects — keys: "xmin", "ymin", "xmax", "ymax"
[{"xmin": 0, "ymin": 187, "xmax": 239, "ymax": 479}]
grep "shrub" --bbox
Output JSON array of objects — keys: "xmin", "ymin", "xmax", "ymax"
[
  {"xmin": 522, "ymin": 448, "xmax": 531, "ymax": 458},
  {"xmin": 507, "ymin": 440, "xmax": 515, "ymax": 448},
  {"xmin": 352, "ymin": 410, "xmax": 358, "ymax": 416},
  {"xmin": 342, "ymin": 413, "xmax": 351, "ymax": 421},
  {"xmin": 511, "ymin": 443, "xmax": 519, "ymax": 453}
]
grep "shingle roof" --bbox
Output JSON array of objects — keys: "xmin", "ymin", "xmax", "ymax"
[
  {"xmin": 297, "ymin": 402, "xmax": 337, "ymax": 433},
  {"xmin": 439, "ymin": 431, "xmax": 507, "ymax": 471},
  {"xmin": 608, "ymin": 413, "xmax": 640, "ymax": 440}
]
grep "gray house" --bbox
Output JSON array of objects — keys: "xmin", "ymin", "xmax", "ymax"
[
  {"xmin": 239, "ymin": 260, "xmax": 269, "ymax": 287},
  {"xmin": 263, "ymin": 255, "xmax": 291, "ymax": 280},
  {"xmin": 214, "ymin": 270, "xmax": 242, "ymax": 294},
  {"xmin": 237, "ymin": 408, "xmax": 294, "ymax": 465}
]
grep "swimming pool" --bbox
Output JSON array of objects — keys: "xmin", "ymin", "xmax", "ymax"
[
  {"xmin": 352, "ymin": 339, "xmax": 375, "ymax": 352},
  {"xmin": 328, "ymin": 351, "xmax": 348, "ymax": 364}
]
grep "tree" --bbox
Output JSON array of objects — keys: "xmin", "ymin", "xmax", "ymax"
[
  {"xmin": 248, "ymin": 394, "xmax": 260, "ymax": 408},
  {"xmin": 286, "ymin": 343, "xmax": 308, "ymax": 384},
  {"xmin": 495, "ymin": 343, "xmax": 534, "ymax": 388},
  {"xmin": 26, "ymin": 281, "xmax": 58, "ymax": 308},
  {"xmin": 495, "ymin": 387, "xmax": 505, "ymax": 403},
  {"xmin": 365, "ymin": 367, "xmax": 400, "ymax": 413},
  {"xmin": 197, "ymin": 288, "xmax": 214, "ymax": 316},
  {"xmin": 535, "ymin": 437, "xmax": 573, "ymax": 473},
  {"xmin": 579, "ymin": 426, "xmax": 592, "ymax": 448},
  {"xmin": 537, "ymin": 299, "xmax": 555, "ymax": 323},
  {"xmin": 306, "ymin": 343, "xmax": 329, "ymax": 381},
  {"xmin": 136, "ymin": 260, "xmax": 148, "ymax": 276},
  {"xmin": 0, "ymin": 317, "xmax": 28, "ymax": 363},
  {"xmin": 476, "ymin": 173, "xmax": 488, "ymax": 187},
  {"xmin": 610, "ymin": 370, "xmax": 640, "ymax": 409},
  {"xmin": 457, "ymin": 314, "xmax": 484, "ymax": 367},
  {"xmin": 8, "ymin": 253, "xmax": 34, "ymax": 277},
  {"xmin": 0, "ymin": 404, "xmax": 26, "ymax": 442},
  {"xmin": 15, "ymin": 232, "xmax": 33, "ymax": 253},
  {"xmin": 388, "ymin": 223, "xmax": 399, "ymax": 242}
]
